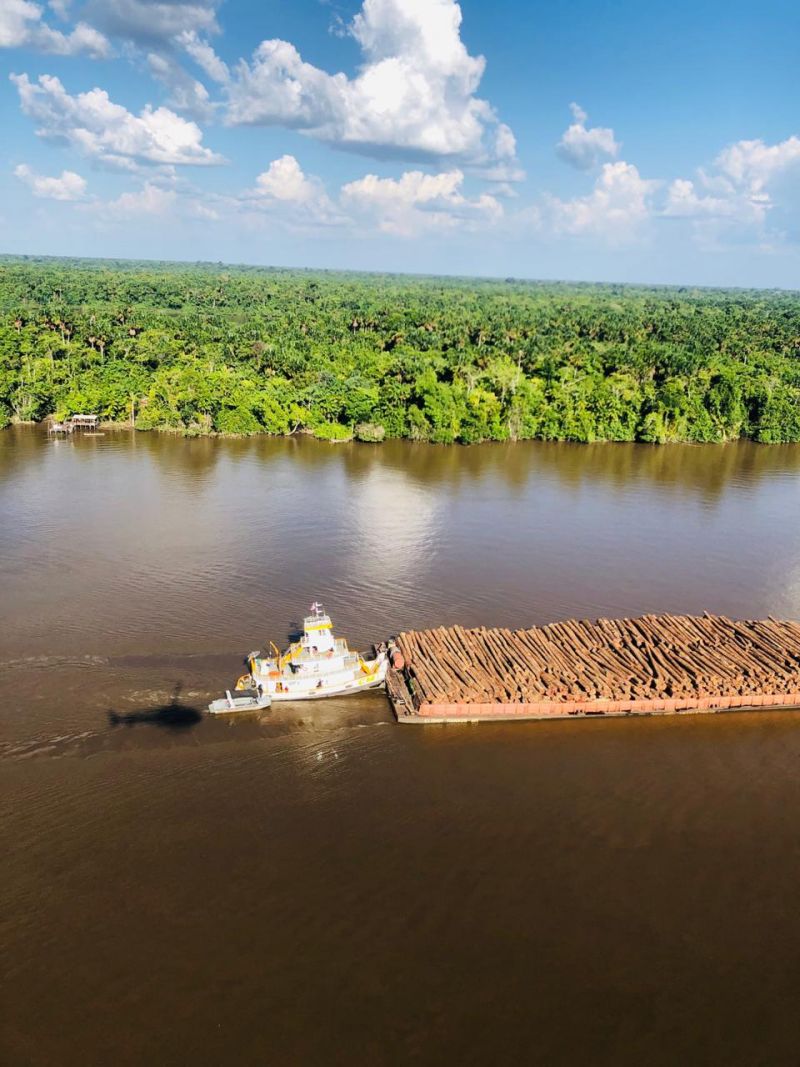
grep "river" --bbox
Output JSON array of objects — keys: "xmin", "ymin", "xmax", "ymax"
[{"xmin": 2, "ymin": 426, "xmax": 800, "ymax": 1065}]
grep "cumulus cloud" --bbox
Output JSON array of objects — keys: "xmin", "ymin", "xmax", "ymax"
[
  {"xmin": 715, "ymin": 135, "xmax": 800, "ymax": 194},
  {"xmin": 81, "ymin": 0, "xmax": 220, "ymax": 46},
  {"xmin": 86, "ymin": 180, "xmax": 177, "ymax": 220},
  {"xmin": 664, "ymin": 178, "xmax": 734, "ymax": 218},
  {"xmin": 14, "ymin": 161, "xmax": 87, "ymax": 200},
  {"xmin": 341, "ymin": 168, "xmax": 502, "ymax": 236},
  {"xmin": 556, "ymin": 102, "xmax": 619, "ymax": 170},
  {"xmin": 146, "ymin": 51, "xmax": 213, "ymax": 121},
  {"xmin": 11, "ymin": 72, "xmax": 224, "ymax": 168},
  {"xmin": 664, "ymin": 135, "xmax": 800, "ymax": 240},
  {"xmin": 189, "ymin": 199, "xmax": 220, "ymax": 220},
  {"xmin": 109, "ymin": 182, "xmax": 175, "ymax": 213},
  {"xmin": 252, "ymin": 154, "xmax": 322, "ymax": 203},
  {"xmin": 545, "ymin": 161, "xmax": 657, "ymax": 240},
  {"xmin": 662, "ymin": 178, "xmax": 768, "ymax": 225},
  {"xmin": 56, "ymin": 4, "xmax": 229, "ymax": 120},
  {"xmin": 237, "ymin": 155, "xmax": 504, "ymax": 236},
  {"xmin": 242, "ymin": 154, "xmax": 344, "ymax": 227},
  {"xmin": 177, "ymin": 28, "xmax": 228, "ymax": 83},
  {"xmin": 0, "ymin": 0, "xmax": 110, "ymax": 57},
  {"xmin": 226, "ymin": 0, "xmax": 520, "ymax": 172}
]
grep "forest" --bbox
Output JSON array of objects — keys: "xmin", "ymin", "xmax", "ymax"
[{"xmin": 1, "ymin": 255, "xmax": 799, "ymax": 444}]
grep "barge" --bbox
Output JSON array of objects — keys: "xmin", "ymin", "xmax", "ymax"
[{"xmin": 386, "ymin": 614, "xmax": 800, "ymax": 723}]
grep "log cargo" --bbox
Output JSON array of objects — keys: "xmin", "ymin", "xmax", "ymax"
[{"xmin": 387, "ymin": 614, "xmax": 800, "ymax": 723}]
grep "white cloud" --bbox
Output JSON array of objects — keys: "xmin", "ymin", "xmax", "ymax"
[
  {"xmin": 147, "ymin": 51, "xmax": 213, "ymax": 121},
  {"xmin": 341, "ymin": 168, "xmax": 502, "ymax": 236},
  {"xmin": 239, "ymin": 156, "xmax": 502, "ymax": 237},
  {"xmin": 663, "ymin": 178, "xmax": 731, "ymax": 217},
  {"xmin": 539, "ymin": 132, "xmax": 798, "ymax": 250},
  {"xmin": 87, "ymin": 181, "xmax": 176, "ymax": 221},
  {"xmin": 11, "ymin": 72, "xmax": 224, "ymax": 168},
  {"xmin": 252, "ymin": 155, "xmax": 321, "ymax": 203},
  {"xmin": 556, "ymin": 102, "xmax": 619, "ymax": 170},
  {"xmin": 0, "ymin": 0, "xmax": 110, "ymax": 57},
  {"xmin": 663, "ymin": 135, "xmax": 800, "ymax": 242},
  {"xmin": 545, "ymin": 161, "xmax": 657, "ymax": 240},
  {"xmin": 493, "ymin": 123, "xmax": 517, "ymax": 161},
  {"xmin": 491, "ymin": 181, "xmax": 518, "ymax": 199},
  {"xmin": 81, "ymin": 0, "xmax": 219, "ymax": 46},
  {"xmin": 662, "ymin": 177, "xmax": 767, "ymax": 224},
  {"xmin": 14, "ymin": 162, "xmax": 87, "ymax": 200},
  {"xmin": 227, "ymin": 39, "xmax": 344, "ymax": 128},
  {"xmin": 177, "ymin": 29, "xmax": 229, "ymax": 84},
  {"xmin": 715, "ymin": 135, "xmax": 800, "ymax": 194},
  {"xmin": 111, "ymin": 182, "xmax": 175, "ymax": 214},
  {"xmin": 69, "ymin": 5, "xmax": 229, "ymax": 120},
  {"xmin": 190, "ymin": 200, "xmax": 219, "ymax": 220},
  {"xmin": 226, "ymin": 0, "xmax": 519, "ymax": 172},
  {"xmin": 243, "ymin": 155, "xmax": 343, "ymax": 227},
  {"xmin": 81, "ymin": 173, "xmax": 233, "ymax": 226},
  {"xmin": 81, "ymin": 181, "xmax": 178, "ymax": 225}
]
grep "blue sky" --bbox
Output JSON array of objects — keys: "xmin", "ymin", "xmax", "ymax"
[{"xmin": 1, "ymin": 0, "xmax": 798, "ymax": 287}]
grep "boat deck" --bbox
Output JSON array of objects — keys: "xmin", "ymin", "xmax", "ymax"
[{"xmin": 284, "ymin": 638, "xmax": 350, "ymax": 664}]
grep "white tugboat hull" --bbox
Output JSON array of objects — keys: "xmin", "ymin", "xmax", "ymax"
[{"xmin": 266, "ymin": 666, "xmax": 387, "ymax": 701}]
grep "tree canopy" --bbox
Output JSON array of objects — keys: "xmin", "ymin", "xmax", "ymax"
[{"xmin": 1, "ymin": 255, "xmax": 798, "ymax": 444}]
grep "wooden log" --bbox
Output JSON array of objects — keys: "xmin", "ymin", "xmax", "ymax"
[{"xmin": 395, "ymin": 613, "xmax": 800, "ymax": 713}]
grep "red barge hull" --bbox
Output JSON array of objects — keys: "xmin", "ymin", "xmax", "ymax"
[{"xmin": 402, "ymin": 692, "xmax": 800, "ymax": 723}]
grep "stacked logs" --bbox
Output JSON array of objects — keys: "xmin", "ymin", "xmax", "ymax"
[{"xmin": 395, "ymin": 614, "xmax": 800, "ymax": 707}]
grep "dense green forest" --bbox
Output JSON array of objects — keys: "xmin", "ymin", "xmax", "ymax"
[{"xmin": 1, "ymin": 255, "xmax": 799, "ymax": 443}]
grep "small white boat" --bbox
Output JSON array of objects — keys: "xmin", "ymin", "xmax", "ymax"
[
  {"xmin": 207, "ymin": 688, "xmax": 272, "ymax": 715},
  {"xmin": 237, "ymin": 602, "xmax": 388, "ymax": 701}
]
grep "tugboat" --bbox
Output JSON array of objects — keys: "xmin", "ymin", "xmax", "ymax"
[{"xmin": 238, "ymin": 602, "xmax": 388, "ymax": 701}]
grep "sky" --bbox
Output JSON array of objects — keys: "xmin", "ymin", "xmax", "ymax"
[{"xmin": 0, "ymin": 0, "xmax": 798, "ymax": 287}]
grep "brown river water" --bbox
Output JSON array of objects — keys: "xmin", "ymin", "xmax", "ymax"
[{"xmin": 2, "ymin": 426, "xmax": 800, "ymax": 1065}]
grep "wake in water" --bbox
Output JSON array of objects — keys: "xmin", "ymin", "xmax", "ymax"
[
  {"xmin": 0, "ymin": 654, "xmax": 108, "ymax": 673},
  {"xmin": 0, "ymin": 680, "xmax": 392, "ymax": 763}
]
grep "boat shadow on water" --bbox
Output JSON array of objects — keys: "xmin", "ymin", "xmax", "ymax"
[{"xmin": 107, "ymin": 683, "xmax": 203, "ymax": 731}]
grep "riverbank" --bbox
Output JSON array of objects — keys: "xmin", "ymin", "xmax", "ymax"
[{"xmin": 7, "ymin": 414, "xmax": 797, "ymax": 446}]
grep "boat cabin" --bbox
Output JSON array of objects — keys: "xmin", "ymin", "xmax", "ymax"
[{"xmin": 301, "ymin": 602, "xmax": 336, "ymax": 654}]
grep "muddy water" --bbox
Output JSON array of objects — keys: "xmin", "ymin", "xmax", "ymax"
[{"xmin": 2, "ymin": 426, "xmax": 799, "ymax": 1065}]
